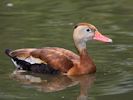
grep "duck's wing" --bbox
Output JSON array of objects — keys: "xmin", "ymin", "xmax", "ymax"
[{"xmin": 6, "ymin": 47, "xmax": 79, "ymax": 73}]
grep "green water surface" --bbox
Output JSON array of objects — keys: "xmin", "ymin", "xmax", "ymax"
[{"xmin": 0, "ymin": 0, "xmax": 133, "ymax": 100}]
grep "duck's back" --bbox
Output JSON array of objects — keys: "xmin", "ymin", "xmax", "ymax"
[{"xmin": 5, "ymin": 47, "xmax": 79, "ymax": 74}]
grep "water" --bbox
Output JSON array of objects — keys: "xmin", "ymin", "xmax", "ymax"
[{"xmin": 0, "ymin": 0, "xmax": 133, "ymax": 100}]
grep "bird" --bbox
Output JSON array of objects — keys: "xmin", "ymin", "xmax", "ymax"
[{"xmin": 5, "ymin": 23, "xmax": 112, "ymax": 76}]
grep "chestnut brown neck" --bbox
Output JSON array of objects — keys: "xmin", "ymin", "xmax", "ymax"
[
  {"xmin": 79, "ymin": 48, "xmax": 96, "ymax": 74},
  {"xmin": 73, "ymin": 36, "xmax": 96, "ymax": 74},
  {"xmin": 67, "ymin": 48, "xmax": 96, "ymax": 75}
]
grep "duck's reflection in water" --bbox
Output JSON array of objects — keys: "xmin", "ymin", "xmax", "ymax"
[{"xmin": 11, "ymin": 70, "xmax": 95, "ymax": 100}]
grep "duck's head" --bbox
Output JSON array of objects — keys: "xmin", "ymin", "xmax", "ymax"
[{"xmin": 73, "ymin": 23, "xmax": 112, "ymax": 51}]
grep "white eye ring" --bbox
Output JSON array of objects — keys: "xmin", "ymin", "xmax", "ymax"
[{"xmin": 86, "ymin": 28, "xmax": 91, "ymax": 32}]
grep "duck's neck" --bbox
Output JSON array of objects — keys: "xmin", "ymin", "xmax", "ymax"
[
  {"xmin": 79, "ymin": 48, "xmax": 93, "ymax": 66},
  {"xmin": 75, "ymin": 42, "xmax": 96, "ymax": 73}
]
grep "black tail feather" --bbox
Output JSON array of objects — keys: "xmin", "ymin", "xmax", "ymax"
[
  {"xmin": 12, "ymin": 57, "xmax": 31, "ymax": 71},
  {"xmin": 5, "ymin": 49, "xmax": 12, "ymax": 58}
]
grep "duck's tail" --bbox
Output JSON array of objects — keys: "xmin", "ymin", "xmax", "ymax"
[
  {"xmin": 5, "ymin": 49, "xmax": 13, "ymax": 58},
  {"xmin": 5, "ymin": 48, "xmax": 31, "ymax": 70},
  {"xmin": 4, "ymin": 49, "xmax": 59, "ymax": 74}
]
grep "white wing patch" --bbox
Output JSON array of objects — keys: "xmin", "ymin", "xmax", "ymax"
[
  {"xmin": 11, "ymin": 56, "xmax": 47, "ymax": 68},
  {"xmin": 18, "ymin": 56, "xmax": 46, "ymax": 64}
]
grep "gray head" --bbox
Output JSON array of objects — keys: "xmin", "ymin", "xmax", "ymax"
[{"xmin": 73, "ymin": 23, "xmax": 112, "ymax": 52}]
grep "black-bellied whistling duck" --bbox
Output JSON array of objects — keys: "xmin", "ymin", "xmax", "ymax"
[{"xmin": 5, "ymin": 23, "xmax": 112, "ymax": 76}]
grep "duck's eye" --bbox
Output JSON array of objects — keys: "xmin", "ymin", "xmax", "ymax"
[{"xmin": 86, "ymin": 29, "xmax": 91, "ymax": 32}]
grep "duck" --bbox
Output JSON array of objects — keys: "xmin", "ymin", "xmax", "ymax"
[{"xmin": 5, "ymin": 23, "xmax": 112, "ymax": 76}]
